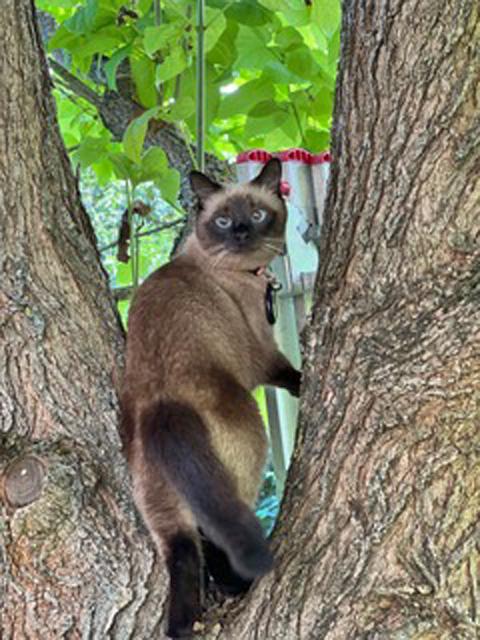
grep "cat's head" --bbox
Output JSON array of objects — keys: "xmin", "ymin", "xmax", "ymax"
[{"xmin": 189, "ymin": 158, "xmax": 287, "ymax": 271}]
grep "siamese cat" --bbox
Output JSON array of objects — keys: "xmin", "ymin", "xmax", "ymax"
[{"xmin": 120, "ymin": 158, "xmax": 301, "ymax": 638}]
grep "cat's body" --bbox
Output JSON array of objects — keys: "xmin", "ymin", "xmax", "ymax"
[{"xmin": 120, "ymin": 159, "xmax": 301, "ymax": 638}]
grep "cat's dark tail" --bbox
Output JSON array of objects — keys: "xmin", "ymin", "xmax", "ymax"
[{"xmin": 141, "ymin": 400, "xmax": 273, "ymax": 580}]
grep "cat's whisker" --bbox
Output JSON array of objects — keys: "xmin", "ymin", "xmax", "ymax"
[
  {"xmin": 263, "ymin": 243, "xmax": 284, "ymax": 256},
  {"xmin": 212, "ymin": 249, "xmax": 227, "ymax": 269},
  {"xmin": 263, "ymin": 237, "xmax": 283, "ymax": 243}
]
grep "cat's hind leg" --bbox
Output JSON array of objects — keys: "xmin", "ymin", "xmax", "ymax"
[
  {"xmin": 165, "ymin": 530, "xmax": 203, "ymax": 638},
  {"xmin": 129, "ymin": 439, "xmax": 203, "ymax": 639},
  {"xmin": 201, "ymin": 534, "xmax": 252, "ymax": 596}
]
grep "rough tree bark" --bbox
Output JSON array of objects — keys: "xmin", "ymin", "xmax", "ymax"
[
  {"xmin": 0, "ymin": 2, "xmax": 170, "ymax": 637},
  {"xmin": 1, "ymin": 1, "xmax": 478, "ymax": 640}
]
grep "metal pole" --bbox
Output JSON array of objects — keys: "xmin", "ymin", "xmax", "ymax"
[{"xmin": 196, "ymin": 0, "xmax": 205, "ymax": 171}]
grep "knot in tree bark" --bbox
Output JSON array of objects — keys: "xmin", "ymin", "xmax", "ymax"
[{"xmin": 4, "ymin": 456, "xmax": 45, "ymax": 507}]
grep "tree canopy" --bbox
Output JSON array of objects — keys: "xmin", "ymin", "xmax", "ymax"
[{"xmin": 38, "ymin": 0, "xmax": 340, "ymax": 324}]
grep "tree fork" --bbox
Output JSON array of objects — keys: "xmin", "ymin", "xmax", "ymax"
[{"xmin": 0, "ymin": 0, "xmax": 478, "ymax": 639}]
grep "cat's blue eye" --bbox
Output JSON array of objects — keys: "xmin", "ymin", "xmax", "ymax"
[
  {"xmin": 215, "ymin": 216, "xmax": 232, "ymax": 229},
  {"xmin": 251, "ymin": 209, "xmax": 268, "ymax": 223}
]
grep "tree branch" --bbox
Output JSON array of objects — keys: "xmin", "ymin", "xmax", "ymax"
[{"xmin": 49, "ymin": 58, "xmax": 103, "ymax": 109}]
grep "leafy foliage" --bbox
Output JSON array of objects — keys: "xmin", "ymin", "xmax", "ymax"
[
  {"xmin": 40, "ymin": 0, "xmax": 339, "ymax": 283},
  {"xmin": 41, "ymin": 0, "xmax": 339, "ymax": 180}
]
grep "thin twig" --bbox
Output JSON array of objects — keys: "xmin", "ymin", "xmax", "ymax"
[
  {"xmin": 113, "ymin": 285, "xmax": 135, "ymax": 302},
  {"xmin": 99, "ymin": 217, "xmax": 187, "ymax": 253}
]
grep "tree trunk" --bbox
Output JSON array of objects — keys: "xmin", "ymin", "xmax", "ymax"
[
  {"xmin": 0, "ymin": 2, "xmax": 169, "ymax": 637},
  {"xmin": 1, "ymin": 1, "xmax": 478, "ymax": 640},
  {"xmin": 211, "ymin": 1, "xmax": 479, "ymax": 638}
]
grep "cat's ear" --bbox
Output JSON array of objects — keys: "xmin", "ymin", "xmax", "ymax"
[
  {"xmin": 251, "ymin": 158, "xmax": 282, "ymax": 194},
  {"xmin": 190, "ymin": 171, "xmax": 222, "ymax": 204}
]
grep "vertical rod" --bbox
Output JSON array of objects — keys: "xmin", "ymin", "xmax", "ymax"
[
  {"xmin": 154, "ymin": 0, "xmax": 161, "ymax": 25},
  {"xmin": 196, "ymin": 0, "xmax": 205, "ymax": 171},
  {"xmin": 126, "ymin": 182, "xmax": 140, "ymax": 290},
  {"xmin": 154, "ymin": 0, "xmax": 164, "ymax": 105}
]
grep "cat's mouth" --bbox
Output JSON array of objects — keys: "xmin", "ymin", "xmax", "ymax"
[
  {"xmin": 226, "ymin": 239, "xmax": 258, "ymax": 253},
  {"xmin": 226, "ymin": 239, "xmax": 284, "ymax": 256}
]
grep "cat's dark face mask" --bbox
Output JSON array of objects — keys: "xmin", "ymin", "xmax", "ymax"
[
  {"xmin": 189, "ymin": 159, "xmax": 287, "ymax": 270},
  {"xmin": 205, "ymin": 194, "xmax": 276, "ymax": 253}
]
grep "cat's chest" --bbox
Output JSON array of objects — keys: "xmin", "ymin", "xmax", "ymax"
[{"xmin": 215, "ymin": 272, "xmax": 272, "ymax": 342}]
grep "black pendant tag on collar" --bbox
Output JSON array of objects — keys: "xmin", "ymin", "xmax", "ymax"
[{"xmin": 265, "ymin": 281, "xmax": 279, "ymax": 325}]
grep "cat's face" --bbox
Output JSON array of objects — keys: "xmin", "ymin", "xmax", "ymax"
[{"xmin": 189, "ymin": 159, "xmax": 287, "ymax": 271}]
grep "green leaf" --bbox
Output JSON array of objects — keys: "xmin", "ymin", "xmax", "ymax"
[
  {"xmin": 64, "ymin": 0, "xmax": 98, "ymax": 33},
  {"xmin": 108, "ymin": 152, "xmax": 135, "ymax": 180},
  {"xmin": 207, "ymin": 20, "xmax": 239, "ymax": 67},
  {"xmin": 144, "ymin": 24, "xmax": 184, "ymax": 56},
  {"xmin": 311, "ymin": 87, "xmax": 334, "ymax": 122},
  {"xmin": 140, "ymin": 146, "xmax": 169, "ymax": 179},
  {"xmin": 312, "ymin": 0, "xmax": 341, "ymax": 38},
  {"xmin": 137, "ymin": 0, "xmax": 155, "ymax": 15},
  {"xmin": 235, "ymin": 26, "xmax": 277, "ymax": 68},
  {"xmin": 78, "ymin": 26, "xmax": 125, "ymax": 57},
  {"xmin": 63, "ymin": 132, "xmax": 81, "ymax": 148},
  {"xmin": 310, "ymin": 24, "xmax": 329, "ymax": 53},
  {"xmin": 156, "ymin": 49, "xmax": 188, "ymax": 83},
  {"xmin": 328, "ymin": 27, "xmax": 341, "ymax": 64},
  {"xmin": 176, "ymin": 64, "xmax": 201, "ymax": 132},
  {"xmin": 258, "ymin": 0, "xmax": 310, "ymax": 26},
  {"xmin": 75, "ymin": 135, "xmax": 109, "ymax": 167},
  {"xmin": 154, "ymin": 168, "xmax": 180, "ymax": 202},
  {"xmin": 122, "ymin": 107, "xmax": 160, "ymax": 164},
  {"xmin": 205, "ymin": 8, "xmax": 227, "ymax": 53},
  {"xmin": 225, "ymin": 0, "xmax": 272, "ymax": 26},
  {"xmin": 262, "ymin": 59, "xmax": 304, "ymax": 84},
  {"xmin": 218, "ymin": 76, "xmax": 274, "ymax": 119},
  {"xmin": 164, "ymin": 96, "xmax": 196, "ymax": 121},
  {"xmin": 91, "ymin": 157, "xmax": 114, "ymax": 185},
  {"xmin": 130, "ymin": 55, "xmax": 157, "ymax": 108},
  {"xmin": 116, "ymin": 262, "xmax": 132, "ymax": 287},
  {"xmin": 63, "ymin": 0, "xmax": 118, "ymax": 34},
  {"xmin": 117, "ymin": 299, "xmax": 130, "ymax": 327},
  {"xmin": 244, "ymin": 106, "xmax": 288, "ymax": 138},
  {"xmin": 304, "ymin": 128, "xmax": 330, "ymax": 152},
  {"xmin": 285, "ymin": 46, "xmax": 318, "ymax": 81},
  {"xmin": 275, "ymin": 26, "xmax": 304, "ymax": 50},
  {"xmin": 47, "ymin": 25, "xmax": 81, "ymax": 51},
  {"xmin": 248, "ymin": 99, "xmax": 283, "ymax": 118},
  {"xmin": 37, "ymin": 0, "xmax": 78, "ymax": 8},
  {"xmin": 264, "ymin": 118, "xmax": 299, "ymax": 148},
  {"xmin": 104, "ymin": 45, "xmax": 132, "ymax": 90},
  {"xmin": 205, "ymin": 65, "xmax": 221, "ymax": 128}
]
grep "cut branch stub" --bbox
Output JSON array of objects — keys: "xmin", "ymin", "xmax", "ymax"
[{"xmin": 4, "ymin": 456, "xmax": 45, "ymax": 507}]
